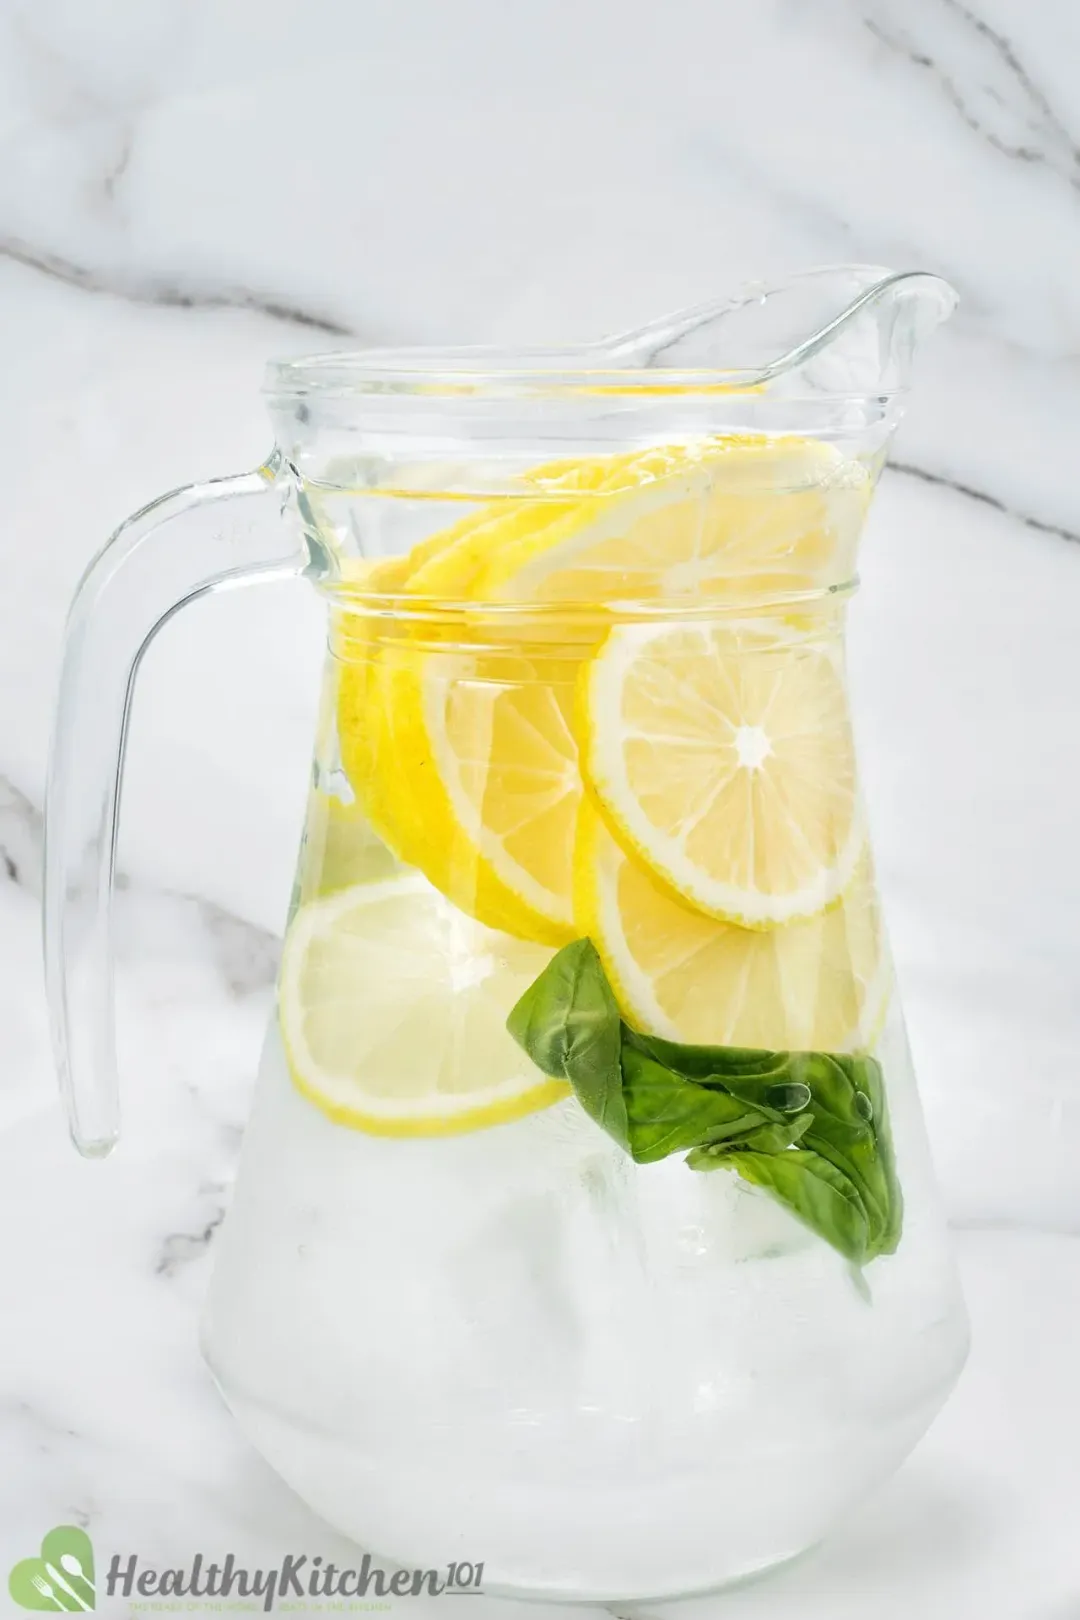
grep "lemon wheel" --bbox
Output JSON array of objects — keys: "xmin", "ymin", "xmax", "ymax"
[
  {"xmin": 280, "ymin": 877, "xmax": 569, "ymax": 1134},
  {"xmin": 575, "ymin": 802, "xmax": 884, "ymax": 1053},
  {"xmin": 579, "ymin": 619, "xmax": 863, "ymax": 927}
]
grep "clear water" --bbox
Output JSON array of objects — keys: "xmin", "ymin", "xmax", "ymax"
[{"xmin": 203, "ymin": 1004, "xmax": 967, "ymax": 1599}]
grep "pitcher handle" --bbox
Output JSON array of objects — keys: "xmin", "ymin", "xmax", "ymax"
[{"xmin": 43, "ymin": 452, "xmax": 303, "ymax": 1158}]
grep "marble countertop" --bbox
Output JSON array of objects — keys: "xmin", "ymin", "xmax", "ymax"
[{"xmin": 2, "ymin": 0, "xmax": 1079, "ymax": 1612}]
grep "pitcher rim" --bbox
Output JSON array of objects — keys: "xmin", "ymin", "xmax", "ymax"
[{"xmin": 265, "ymin": 266, "xmax": 957, "ymax": 402}]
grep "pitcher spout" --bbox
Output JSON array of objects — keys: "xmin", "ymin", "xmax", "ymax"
[{"xmin": 600, "ymin": 265, "xmax": 957, "ymax": 398}]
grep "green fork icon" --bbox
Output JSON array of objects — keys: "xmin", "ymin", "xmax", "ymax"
[{"xmin": 9, "ymin": 1527, "xmax": 95, "ymax": 1612}]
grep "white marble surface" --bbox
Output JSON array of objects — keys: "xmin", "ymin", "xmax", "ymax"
[{"xmin": 2, "ymin": 0, "xmax": 1079, "ymax": 1612}]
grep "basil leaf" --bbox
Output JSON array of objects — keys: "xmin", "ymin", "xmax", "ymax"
[
  {"xmin": 688, "ymin": 1146, "xmax": 872, "ymax": 1263},
  {"xmin": 621, "ymin": 1045, "xmax": 768, "ymax": 1164},
  {"xmin": 847, "ymin": 1053, "xmax": 903, "ymax": 1255},
  {"xmin": 630, "ymin": 1031, "xmax": 793, "ymax": 1089},
  {"xmin": 632, "ymin": 1035, "xmax": 820, "ymax": 1130},
  {"xmin": 507, "ymin": 940, "xmax": 905, "ymax": 1265},
  {"xmin": 779, "ymin": 1053, "xmax": 888, "ymax": 1255},
  {"xmin": 735, "ymin": 1112, "xmax": 814, "ymax": 1154},
  {"xmin": 506, "ymin": 940, "xmax": 629, "ymax": 1150}
]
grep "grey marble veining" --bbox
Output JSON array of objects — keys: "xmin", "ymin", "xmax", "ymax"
[
  {"xmin": 0, "ymin": 774, "xmax": 42, "ymax": 893},
  {"xmin": 890, "ymin": 459, "xmax": 1080, "ymax": 544},
  {"xmin": 865, "ymin": 0, "xmax": 1080, "ymax": 185},
  {"xmin": 0, "ymin": 234, "xmax": 355, "ymax": 335}
]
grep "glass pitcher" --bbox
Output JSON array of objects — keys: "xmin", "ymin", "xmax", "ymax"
[{"xmin": 44, "ymin": 265, "xmax": 969, "ymax": 1602}]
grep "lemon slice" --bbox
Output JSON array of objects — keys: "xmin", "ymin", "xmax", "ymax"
[
  {"xmin": 377, "ymin": 639, "xmax": 580, "ymax": 942},
  {"xmin": 336, "ymin": 514, "xmax": 583, "ymax": 940},
  {"xmin": 339, "ymin": 454, "xmax": 675, "ymax": 941},
  {"xmin": 336, "ymin": 533, "xmax": 519, "ymax": 885},
  {"xmin": 336, "ymin": 493, "xmax": 586, "ymax": 892},
  {"xmin": 474, "ymin": 437, "xmax": 868, "ymax": 604},
  {"xmin": 337, "ymin": 439, "xmax": 866, "ymax": 945},
  {"xmin": 405, "ymin": 496, "xmax": 581, "ymax": 598},
  {"xmin": 576, "ymin": 803, "xmax": 884, "ymax": 1052},
  {"xmin": 280, "ymin": 877, "xmax": 569, "ymax": 1134},
  {"xmin": 579, "ymin": 619, "xmax": 863, "ymax": 926},
  {"xmin": 413, "ymin": 440, "xmax": 865, "ymax": 937},
  {"xmin": 403, "ymin": 445, "xmax": 690, "ymax": 599}
]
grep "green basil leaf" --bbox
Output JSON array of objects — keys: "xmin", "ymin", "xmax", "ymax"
[
  {"xmin": 621, "ymin": 1045, "xmax": 768, "ymax": 1164},
  {"xmin": 688, "ymin": 1146, "xmax": 872, "ymax": 1263},
  {"xmin": 780, "ymin": 1053, "xmax": 888, "ymax": 1253},
  {"xmin": 786, "ymin": 1052, "xmax": 899, "ymax": 1258},
  {"xmin": 734, "ymin": 1113, "xmax": 814, "ymax": 1154},
  {"xmin": 506, "ymin": 940, "xmax": 629, "ymax": 1150},
  {"xmin": 847, "ymin": 1053, "xmax": 903, "ymax": 1255},
  {"xmin": 630, "ymin": 1031, "xmax": 793, "ymax": 1089},
  {"xmin": 508, "ymin": 940, "xmax": 904, "ymax": 1264}
]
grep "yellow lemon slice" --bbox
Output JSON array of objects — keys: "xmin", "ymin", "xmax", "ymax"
[
  {"xmin": 376, "ymin": 639, "xmax": 580, "ymax": 943},
  {"xmin": 280, "ymin": 876, "xmax": 569, "ymax": 1134},
  {"xmin": 402, "ymin": 444, "xmax": 692, "ymax": 600},
  {"xmin": 474, "ymin": 437, "xmax": 868, "ymax": 604},
  {"xmin": 576, "ymin": 802, "xmax": 885, "ymax": 1052},
  {"xmin": 335, "ymin": 531, "xmax": 510, "ymax": 884},
  {"xmin": 336, "ymin": 438, "xmax": 866, "ymax": 944},
  {"xmin": 337, "ymin": 449, "xmax": 681, "ymax": 940},
  {"xmin": 404, "ymin": 496, "xmax": 581, "ymax": 598},
  {"xmin": 579, "ymin": 619, "xmax": 863, "ymax": 927},
  {"xmin": 337, "ymin": 496, "xmax": 586, "ymax": 895}
]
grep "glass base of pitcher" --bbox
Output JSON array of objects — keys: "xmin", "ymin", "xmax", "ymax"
[
  {"xmin": 199, "ymin": 1022, "xmax": 968, "ymax": 1603},
  {"xmin": 202, "ymin": 1348, "xmax": 958, "ymax": 1603},
  {"xmin": 450, "ymin": 1546, "xmax": 818, "ymax": 1606}
]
